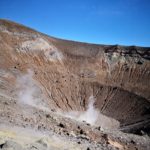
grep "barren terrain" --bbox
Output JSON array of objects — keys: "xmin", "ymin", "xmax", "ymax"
[{"xmin": 0, "ymin": 19, "xmax": 150, "ymax": 150}]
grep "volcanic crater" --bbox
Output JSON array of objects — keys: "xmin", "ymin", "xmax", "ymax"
[{"xmin": 0, "ymin": 19, "xmax": 150, "ymax": 150}]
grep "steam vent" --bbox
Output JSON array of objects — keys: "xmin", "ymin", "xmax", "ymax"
[{"xmin": 0, "ymin": 19, "xmax": 150, "ymax": 150}]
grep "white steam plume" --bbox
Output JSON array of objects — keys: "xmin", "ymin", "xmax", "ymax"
[
  {"xmin": 59, "ymin": 95, "xmax": 120, "ymax": 129},
  {"xmin": 61, "ymin": 95, "xmax": 99, "ymax": 125},
  {"xmin": 16, "ymin": 69, "xmax": 50, "ymax": 112},
  {"xmin": 78, "ymin": 95, "xmax": 99, "ymax": 124}
]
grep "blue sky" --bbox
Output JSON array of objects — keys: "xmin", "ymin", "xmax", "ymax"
[{"xmin": 0, "ymin": 0, "xmax": 150, "ymax": 47}]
